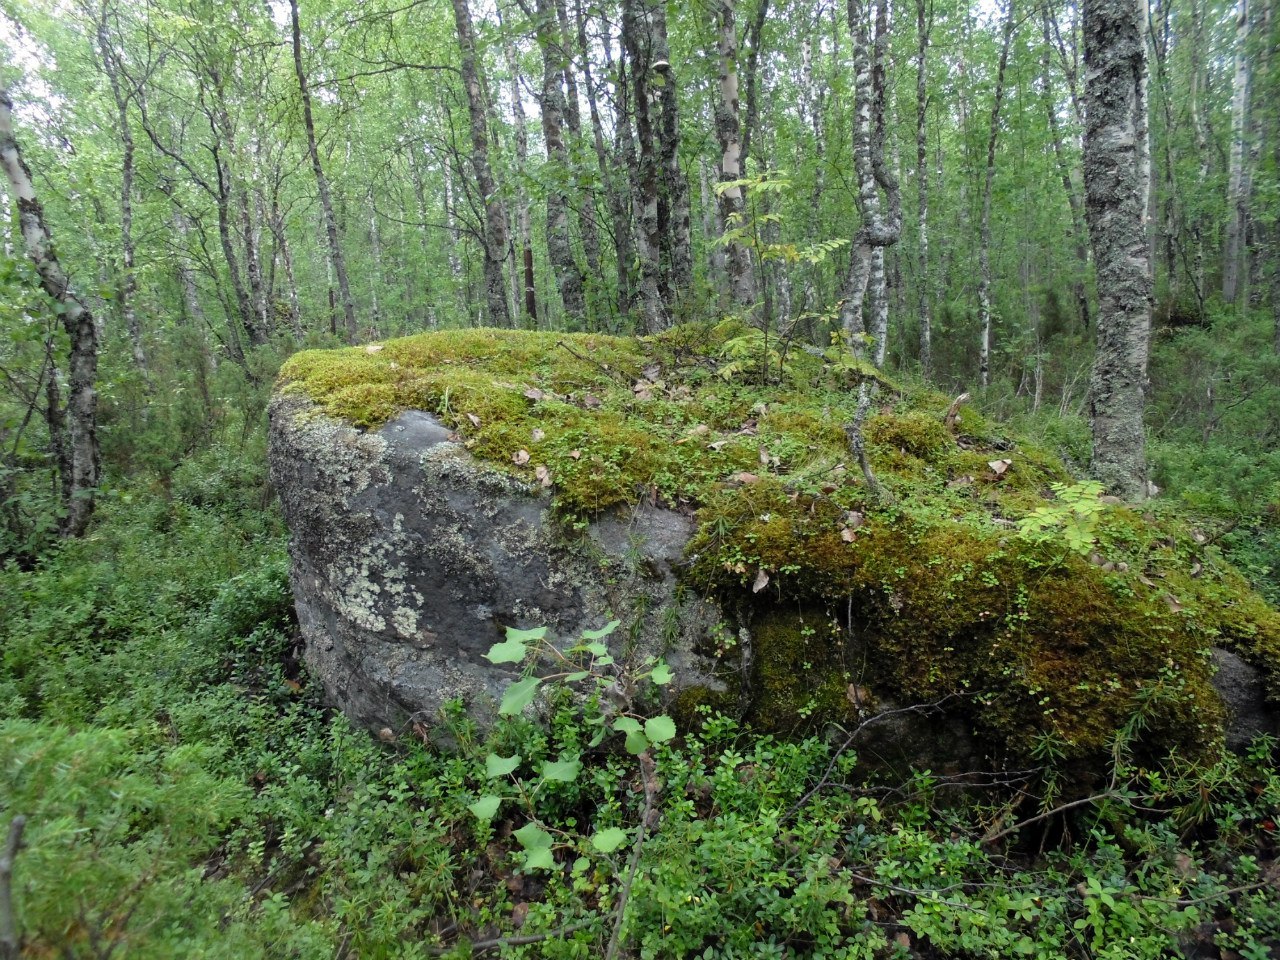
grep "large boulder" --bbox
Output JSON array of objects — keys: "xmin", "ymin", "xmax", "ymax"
[
  {"xmin": 269, "ymin": 395, "xmax": 724, "ymax": 733},
  {"xmin": 270, "ymin": 325, "xmax": 1280, "ymax": 765}
]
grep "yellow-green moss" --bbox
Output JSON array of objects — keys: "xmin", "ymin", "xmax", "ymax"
[{"xmin": 278, "ymin": 325, "xmax": 1279, "ymax": 764}]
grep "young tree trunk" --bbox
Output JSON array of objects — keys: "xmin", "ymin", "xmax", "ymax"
[
  {"xmin": 915, "ymin": 0, "xmax": 932, "ymax": 374},
  {"xmin": 740, "ymin": 0, "xmax": 771, "ymax": 173},
  {"xmin": 651, "ymin": 2, "xmax": 693, "ymax": 302},
  {"xmin": 1083, "ymin": 0, "xmax": 1152, "ymax": 501},
  {"xmin": 978, "ymin": 0, "xmax": 1016, "ymax": 388},
  {"xmin": 95, "ymin": 9, "xmax": 150, "ymax": 386},
  {"xmin": 621, "ymin": 0, "xmax": 668, "ymax": 331},
  {"xmin": 580, "ymin": 0, "xmax": 631, "ymax": 321},
  {"xmin": 499, "ymin": 3, "xmax": 537, "ymax": 326},
  {"xmin": 839, "ymin": 0, "xmax": 901, "ymax": 352},
  {"xmin": 1223, "ymin": 0, "xmax": 1250, "ymax": 304},
  {"xmin": 714, "ymin": 0, "xmax": 757, "ymax": 309},
  {"xmin": 1, "ymin": 87, "xmax": 100, "ymax": 537},
  {"xmin": 553, "ymin": 0, "xmax": 603, "ymax": 296},
  {"xmin": 534, "ymin": 0, "xmax": 588, "ymax": 324},
  {"xmin": 1041, "ymin": 6, "xmax": 1092, "ymax": 329},
  {"xmin": 450, "ymin": 0, "xmax": 513, "ymax": 327},
  {"xmin": 290, "ymin": 0, "xmax": 358, "ymax": 341},
  {"xmin": 270, "ymin": 197, "xmax": 304, "ymax": 338}
]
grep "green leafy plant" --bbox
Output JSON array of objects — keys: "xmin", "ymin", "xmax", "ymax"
[
  {"xmin": 469, "ymin": 620, "xmax": 676, "ymax": 872},
  {"xmin": 1017, "ymin": 479, "xmax": 1110, "ymax": 554}
]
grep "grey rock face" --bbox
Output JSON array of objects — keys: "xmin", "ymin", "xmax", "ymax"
[
  {"xmin": 268, "ymin": 394, "xmax": 724, "ymax": 734},
  {"xmin": 1211, "ymin": 648, "xmax": 1279, "ymax": 750}
]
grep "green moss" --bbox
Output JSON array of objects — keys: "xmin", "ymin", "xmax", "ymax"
[{"xmin": 278, "ymin": 325, "xmax": 1279, "ymax": 765}]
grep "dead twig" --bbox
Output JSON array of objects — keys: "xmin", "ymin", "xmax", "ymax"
[{"xmin": 605, "ymin": 751, "xmax": 660, "ymax": 960}]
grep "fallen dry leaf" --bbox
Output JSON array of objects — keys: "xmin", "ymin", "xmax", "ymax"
[
  {"xmin": 568, "ymin": 449, "xmax": 582, "ymax": 459},
  {"xmin": 513, "ymin": 449, "xmax": 530, "ymax": 465},
  {"xmin": 752, "ymin": 568, "xmax": 770, "ymax": 593},
  {"xmin": 841, "ymin": 527, "xmax": 858, "ymax": 542},
  {"xmin": 531, "ymin": 428, "xmax": 545, "ymax": 442},
  {"xmin": 709, "ymin": 440, "xmax": 729, "ymax": 451},
  {"xmin": 988, "ymin": 458, "xmax": 1012, "ymax": 476},
  {"xmin": 845, "ymin": 510, "xmax": 865, "ymax": 529},
  {"xmin": 732, "ymin": 472, "xmax": 760, "ymax": 484},
  {"xmin": 466, "ymin": 413, "xmax": 482, "ymax": 427},
  {"xmin": 535, "ymin": 465, "xmax": 552, "ymax": 488},
  {"xmin": 1164, "ymin": 593, "xmax": 1184, "ymax": 613}
]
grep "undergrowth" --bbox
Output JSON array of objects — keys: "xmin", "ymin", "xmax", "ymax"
[{"xmin": 1, "ymin": 395, "xmax": 1278, "ymax": 958}]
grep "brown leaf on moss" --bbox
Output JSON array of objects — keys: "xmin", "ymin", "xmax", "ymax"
[
  {"xmin": 535, "ymin": 465, "xmax": 552, "ymax": 488},
  {"xmin": 513, "ymin": 449, "xmax": 530, "ymax": 465}
]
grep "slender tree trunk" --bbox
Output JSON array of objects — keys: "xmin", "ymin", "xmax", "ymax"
[
  {"xmin": 916, "ymin": 0, "xmax": 933, "ymax": 374},
  {"xmin": 621, "ymin": 0, "xmax": 667, "ymax": 331},
  {"xmin": 499, "ymin": 3, "xmax": 537, "ymax": 326},
  {"xmin": 96, "ymin": 10, "xmax": 150, "ymax": 386},
  {"xmin": 270, "ymin": 198, "xmax": 304, "ymax": 338},
  {"xmin": 553, "ymin": 0, "xmax": 603, "ymax": 298},
  {"xmin": 1, "ymin": 87, "xmax": 100, "ymax": 537},
  {"xmin": 715, "ymin": 0, "xmax": 756, "ymax": 309},
  {"xmin": 580, "ymin": 0, "xmax": 631, "ymax": 321},
  {"xmin": 652, "ymin": 2, "xmax": 693, "ymax": 301},
  {"xmin": 1041, "ymin": 7, "xmax": 1092, "ymax": 329},
  {"xmin": 740, "ymin": 0, "xmax": 771, "ymax": 173},
  {"xmin": 534, "ymin": 0, "xmax": 588, "ymax": 324},
  {"xmin": 1223, "ymin": 0, "xmax": 1250, "ymax": 304},
  {"xmin": 978, "ymin": 0, "xmax": 1016, "ymax": 389},
  {"xmin": 450, "ymin": 0, "xmax": 512, "ymax": 327},
  {"xmin": 290, "ymin": 0, "xmax": 357, "ymax": 340},
  {"xmin": 1083, "ymin": 0, "xmax": 1152, "ymax": 501}
]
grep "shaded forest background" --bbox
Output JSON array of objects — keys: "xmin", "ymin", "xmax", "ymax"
[{"xmin": 1, "ymin": 0, "xmax": 1280, "ymax": 956}]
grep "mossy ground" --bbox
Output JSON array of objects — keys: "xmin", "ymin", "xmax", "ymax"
[{"xmin": 279, "ymin": 323, "xmax": 1280, "ymax": 766}]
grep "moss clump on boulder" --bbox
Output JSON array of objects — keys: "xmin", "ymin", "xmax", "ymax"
[{"xmin": 278, "ymin": 323, "xmax": 1280, "ymax": 766}]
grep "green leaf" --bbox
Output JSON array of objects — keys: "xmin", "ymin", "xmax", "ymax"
[
  {"xmin": 612, "ymin": 716, "xmax": 642, "ymax": 735},
  {"xmin": 624, "ymin": 730, "xmax": 649, "ymax": 755},
  {"xmin": 581, "ymin": 620, "xmax": 621, "ymax": 641},
  {"xmin": 572, "ymin": 857, "xmax": 590, "ymax": 874},
  {"xmin": 564, "ymin": 670, "xmax": 591, "ymax": 682},
  {"xmin": 595, "ymin": 655, "xmax": 615, "ymax": 667},
  {"xmin": 514, "ymin": 822, "xmax": 554, "ymax": 852},
  {"xmin": 506, "ymin": 625, "xmax": 549, "ymax": 643},
  {"xmin": 468, "ymin": 795, "xmax": 502, "ymax": 821},
  {"xmin": 541, "ymin": 756, "xmax": 582, "ymax": 782},
  {"xmin": 591, "ymin": 827, "xmax": 628, "ymax": 853},
  {"xmin": 644, "ymin": 715, "xmax": 677, "ymax": 745},
  {"xmin": 499, "ymin": 677, "xmax": 541, "ymax": 715},
  {"xmin": 650, "ymin": 662, "xmax": 673, "ymax": 685},
  {"xmin": 584, "ymin": 642, "xmax": 609, "ymax": 657},
  {"xmin": 521, "ymin": 847, "xmax": 555, "ymax": 871},
  {"xmin": 485, "ymin": 753, "xmax": 521, "ymax": 778},
  {"xmin": 484, "ymin": 637, "xmax": 528, "ymax": 664}
]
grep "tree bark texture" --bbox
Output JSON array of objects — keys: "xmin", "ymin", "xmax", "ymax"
[
  {"xmin": 621, "ymin": 0, "xmax": 668, "ymax": 331},
  {"xmin": 534, "ymin": 0, "xmax": 588, "ymax": 323},
  {"xmin": 1, "ymin": 87, "xmax": 101, "ymax": 537},
  {"xmin": 1223, "ymin": 0, "xmax": 1250, "ymax": 304},
  {"xmin": 290, "ymin": 0, "xmax": 358, "ymax": 341},
  {"xmin": 1083, "ymin": 0, "xmax": 1153, "ymax": 501},
  {"xmin": 499, "ymin": 1, "xmax": 538, "ymax": 326},
  {"xmin": 450, "ymin": 0, "xmax": 513, "ymax": 328},
  {"xmin": 916, "ymin": 0, "xmax": 932, "ymax": 374},
  {"xmin": 978, "ymin": 0, "xmax": 1016, "ymax": 389},
  {"xmin": 714, "ymin": 0, "xmax": 757, "ymax": 309}
]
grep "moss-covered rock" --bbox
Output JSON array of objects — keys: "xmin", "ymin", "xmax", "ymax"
[{"xmin": 276, "ymin": 323, "xmax": 1280, "ymax": 767}]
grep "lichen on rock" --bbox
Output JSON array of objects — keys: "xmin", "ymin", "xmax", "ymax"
[{"xmin": 272, "ymin": 323, "xmax": 1280, "ymax": 767}]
